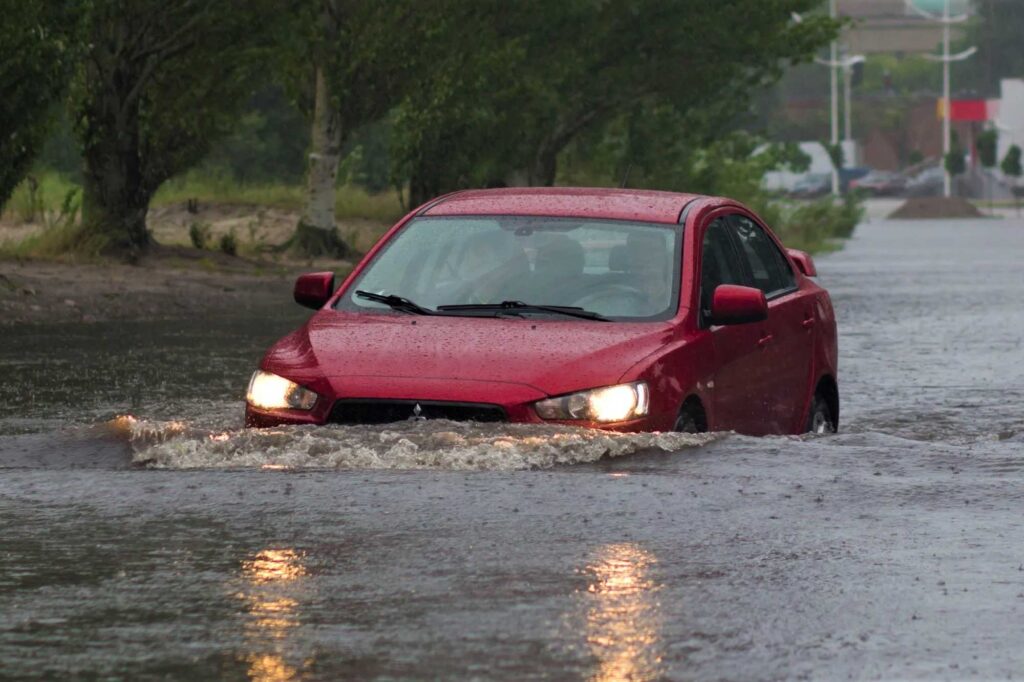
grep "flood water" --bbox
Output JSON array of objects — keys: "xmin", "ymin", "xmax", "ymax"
[{"xmin": 2, "ymin": 218, "xmax": 1024, "ymax": 680}]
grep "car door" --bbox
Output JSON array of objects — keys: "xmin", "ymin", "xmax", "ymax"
[
  {"xmin": 698, "ymin": 217, "xmax": 773, "ymax": 434},
  {"xmin": 728, "ymin": 214, "xmax": 815, "ymax": 433}
]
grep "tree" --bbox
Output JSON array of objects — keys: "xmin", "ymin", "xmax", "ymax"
[
  {"xmin": 390, "ymin": 1, "xmax": 537, "ymax": 208},
  {"xmin": 1003, "ymin": 145, "xmax": 1022, "ymax": 216},
  {"xmin": 280, "ymin": 0, "xmax": 432, "ymax": 258},
  {"xmin": 977, "ymin": 129, "xmax": 998, "ymax": 170},
  {"xmin": 0, "ymin": 1, "xmax": 80, "ymax": 209},
  {"xmin": 519, "ymin": 0, "xmax": 838, "ymax": 186},
  {"xmin": 944, "ymin": 131, "xmax": 966, "ymax": 192},
  {"xmin": 977, "ymin": 128, "xmax": 998, "ymax": 211},
  {"xmin": 70, "ymin": 0, "xmax": 276, "ymax": 258},
  {"xmin": 391, "ymin": 0, "xmax": 839, "ymax": 200},
  {"xmin": 955, "ymin": 0, "xmax": 1024, "ymax": 98}
]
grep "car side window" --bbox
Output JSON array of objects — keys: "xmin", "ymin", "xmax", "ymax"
[
  {"xmin": 729, "ymin": 215, "xmax": 796, "ymax": 297},
  {"xmin": 700, "ymin": 218, "xmax": 746, "ymax": 316}
]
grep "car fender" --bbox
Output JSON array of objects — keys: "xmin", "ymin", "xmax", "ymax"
[
  {"xmin": 616, "ymin": 330, "xmax": 714, "ymax": 431},
  {"xmin": 796, "ymin": 290, "xmax": 839, "ymax": 431}
]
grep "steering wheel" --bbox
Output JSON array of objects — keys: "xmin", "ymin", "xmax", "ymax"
[{"xmin": 574, "ymin": 284, "xmax": 647, "ymax": 316}]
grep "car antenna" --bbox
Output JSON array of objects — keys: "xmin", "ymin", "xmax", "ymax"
[{"xmin": 619, "ymin": 162, "xmax": 633, "ymax": 188}]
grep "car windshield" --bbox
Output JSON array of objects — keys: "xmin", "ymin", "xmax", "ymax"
[{"xmin": 337, "ymin": 216, "xmax": 681, "ymax": 321}]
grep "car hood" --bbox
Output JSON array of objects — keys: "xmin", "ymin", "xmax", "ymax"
[{"xmin": 266, "ymin": 310, "xmax": 678, "ymax": 397}]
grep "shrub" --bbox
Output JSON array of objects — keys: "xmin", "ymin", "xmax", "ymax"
[
  {"xmin": 775, "ymin": 194, "xmax": 864, "ymax": 253},
  {"xmin": 218, "ymin": 229, "xmax": 237, "ymax": 256},
  {"xmin": 189, "ymin": 222, "xmax": 211, "ymax": 249}
]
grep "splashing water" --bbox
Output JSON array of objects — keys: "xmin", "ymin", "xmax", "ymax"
[{"xmin": 119, "ymin": 417, "xmax": 721, "ymax": 471}]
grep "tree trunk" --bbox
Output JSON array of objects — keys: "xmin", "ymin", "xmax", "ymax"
[
  {"xmin": 529, "ymin": 106, "xmax": 608, "ymax": 186},
  {"xmin": 293, "ymin": 64, "xmax": 349, "ymax": 259},
  {"xmin": 530, "ymin": 143, "xmax": 559, "ymax": 187},
  {"xmin": 408, "ymin": 161, "xmax": 443, "ymax": 209},
  {"xmin": 80, "ymin": 173, "xmax": 151, "ymax": 260},
  {"xmin": 78, "ymin": 85, "xmax": 152, "ymax": 261}
]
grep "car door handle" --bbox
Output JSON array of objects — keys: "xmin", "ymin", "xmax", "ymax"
[
  {"xmin": 802, "ymin": 316, "xmax": 816, "ymax": 329},
  {"xmin": 757, "ymin": 334, "xmax": 773, "ymax": 348}
]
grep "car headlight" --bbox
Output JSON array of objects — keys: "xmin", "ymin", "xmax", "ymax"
[
  {"xmin": 246, "ymin": 370, "xmax": 319, "ymax": 410},
  {"xmin": 534, "ymin": 382, "xmax": 649, "ymax": 423}
]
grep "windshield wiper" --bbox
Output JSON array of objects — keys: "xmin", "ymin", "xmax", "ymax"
[
  {"xmin": 355, "ymin": 290, "xmax": 435, "ymax": 315},
  {"xmin": 436, "ymin": 301, "xmax": 610, "ymax": 321}
]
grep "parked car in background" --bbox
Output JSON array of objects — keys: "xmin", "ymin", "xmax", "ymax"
[
  {"xmin": 906, "ymin": 166, "xmax": 945, "ymax": 197},
  {"xmin": 850, "ymin": 170, "xmax": 907, "ymax": 196},
  {"xmin": 789, "ymin": 173, "xmax": 831, "ymax": 199}
]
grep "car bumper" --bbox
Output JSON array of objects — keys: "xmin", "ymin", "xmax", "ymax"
[{"xmin": 244, "ymin": 376, "xmax": 673, "ymax": 432}]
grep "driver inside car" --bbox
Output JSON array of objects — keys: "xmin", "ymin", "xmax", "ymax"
[
  {"xmin": 625, "ymin": 231, "xmax": 671, "ymax": 316},
  {"xmin": 454, "ymin": 230, "xmax": 530, "ymax": 304},
  {"xmin": 529, "ymin": 234, "xmax": 585, "ymax": 305}
]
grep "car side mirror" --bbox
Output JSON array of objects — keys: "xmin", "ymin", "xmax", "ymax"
[
  {"xmin": 293, "ymin": 272, "xmax": 335, "ymax": 309},
  {"xmin": 709, "ymin": 285, "xmax": 767, "ymax": 326},
  {"xmin": 787, "ymin": 249, "xmax": 817, "ymax": 277}
]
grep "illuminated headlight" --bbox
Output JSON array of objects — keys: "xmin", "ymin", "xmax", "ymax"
[
  {"xmin": 246, "ymin": 370, "xmax": 319, "ymax": 410},
  {"xmin": 534, "ymin": 382, "xmax": 649, "ymax": 423}
]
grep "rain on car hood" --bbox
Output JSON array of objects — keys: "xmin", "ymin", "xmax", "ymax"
[{"xmin": 268, "ymin": 310, "xmax": 677, "ymax": 397}]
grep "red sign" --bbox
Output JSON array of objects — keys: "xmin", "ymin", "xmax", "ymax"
[{"xmin": 937, "ymin": 99, "xmax": 991, "ymax": 122}]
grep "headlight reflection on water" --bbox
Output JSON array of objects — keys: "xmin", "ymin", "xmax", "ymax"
[
  {"xmin": 583, "ymin": 543, "xmax": 665, "ymax": 682},
  {"xmin": 238, "ymin": 548, "xmax": 313, "ymax": 682}
]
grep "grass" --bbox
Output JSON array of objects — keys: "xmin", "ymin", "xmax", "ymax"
[
  {"xmin": 3, "ymin": 171, "xmax": 404, "ymax": 228},
  {"xmin": 3, "ymin": 172, "xmax": 80, "ymax": 225},
  {"xmin": 2, "ymin": 170, "xmax": 402, "ymax": 262},
  {"xmin": 775, "ymin": 196, "xmax": 863, "ymax": 254},
  {"xmin": 154, "ymin": 171, "xmax": 405, "ymax": 223}
]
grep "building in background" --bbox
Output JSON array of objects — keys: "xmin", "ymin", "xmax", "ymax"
[
  {"xmin": 764, "ymin": 0, "xmax": 990, "ymax": 175},
  {"xmin": 840, "ymin": 0, "xmax": 969, "ymax": 55}
]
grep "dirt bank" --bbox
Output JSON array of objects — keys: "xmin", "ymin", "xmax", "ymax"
[
  {"xmin": 0, "ymin": 201, "xmax": 394, "ymax": 326},
  {"xmin": 0, "ymin": 255, "xmax": 327, "ymax": 326},
  {"xmin": 888, "ymin": 196, "xmax": 984, "ymax": 219}
]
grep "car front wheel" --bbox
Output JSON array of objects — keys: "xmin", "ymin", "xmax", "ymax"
[{"xmin": 805, "ymin": 394, "xmax": 836, "ymax": 434}]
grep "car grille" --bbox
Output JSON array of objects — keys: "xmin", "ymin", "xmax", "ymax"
[{"xmin": 328, "ymin": 399, "xmax": 507, "ymax": 425}]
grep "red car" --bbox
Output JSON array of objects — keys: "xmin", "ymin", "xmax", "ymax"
[{"xmin": 246, "ymin": 188, "xmax": 838, "ymax": 435}]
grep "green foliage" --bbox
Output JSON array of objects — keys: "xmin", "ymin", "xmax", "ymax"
[
  {"xmin": 944, "ymin": 151, "xmax": 966, "ymax": 178},
  {"xmin": 977, "ymin": 130, "xmax": 998, "ymax": 170},
  {"xmin": 945, "ymin": 131, "xmax": 966, "ymax": 177},
  {"xmin": 9, "ymin": 1, "xmax": 850, "ymax": 259},
  {"xmin": 189, "ymin": 223, "xmax": 211, "ymax": 250},
  {"xmin": 3, "ymin": 173, "xmax": 80, "ymax": 225},
  {"xmin": 218, "ymin": 230, "xmax": 238, "ymax": 257},
  {"xmin": 822, "ymin": 142, "xmax": 844, "ymax": 171},
  {"xmin": 955, "ymin": 1, "xmax": 1024, "ymax": 96},
  {"xmin": 199, "ymin": 87, "xmax": 309, "ymax": 184},
  {"xmin": 1002, "ymin": 146, "xmax": 1023, "ymax": 180},
  {"xmin": 0, "ymin": 1, "xmax": 80, "ymax": 209},
  {"xmin": 861, "ymin": 54, "xmax": 941, "ymax": 95},
  {"xmin": 277, "ymin": 0, "xmax": 436, "ymax": 140},
  {"xmin": 154, "ymin": 173, "xmax": 403, "ymax": 223},
  {"xmin": 778, "ymin": 194, "xmax": 863, "ymax": 252},
  {"xmin": 71, "ymin": 0, "xmax": 280, "ymax": 255},
  {"xmin": 391, "ymin": 0, "xmax": 840, "ymax": 201}
]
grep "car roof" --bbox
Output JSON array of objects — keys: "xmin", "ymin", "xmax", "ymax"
[{"xmin": 419, "ymin": 187, "xmax": 703, "ymax": 225}]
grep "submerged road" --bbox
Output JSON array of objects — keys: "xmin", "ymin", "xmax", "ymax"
[{"xmin": 2, "ymin": 218, "xmax": 1024, "ymax": 680}]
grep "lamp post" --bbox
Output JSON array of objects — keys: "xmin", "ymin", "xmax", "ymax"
[
  {"xmin": 814, "ymin": 52, "xmax": 866, "ymax": 191},
  {"xmin": 797, "ymin": 2, "xmax": 864, "ymax": 197},
  {"xmin": 906, "ymin": 0, "xmax": 976, "ymax": 198}
]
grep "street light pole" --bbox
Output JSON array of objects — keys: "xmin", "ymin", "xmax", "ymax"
[
  {"xmin": 844, "ymin": 50, "xmax": 854, "ymax": 145},
  {"xmin": 798, "ymin": 3, "xmax": 863, "ymax": 197},
  {"xmin": 906, "ymin": 0, "xmax": 976, "ymax": 198},
  {"xmin": 942, "ymin": 1, "xmax": 952, "ymax": 196},
  {"xmin": 816, "ymin": 49, "xmax": 865, "ymax": 188},
  {"xmin": 829, "ymin": 0, "xmax": 839, "ymax": 196}
]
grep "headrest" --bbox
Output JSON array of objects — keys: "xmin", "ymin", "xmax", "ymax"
[{"xmin": 608, "ymin": 244, "xmax": 630, "ymax": 272}]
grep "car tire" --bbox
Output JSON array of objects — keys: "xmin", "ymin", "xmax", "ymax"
[
  {"xmin": 805, "ymin": 393, "xmax": 836, "ymax": 434},
  {"xmin": 673, "ymin": 406, "xmax": 703, "ymax": 434}
]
